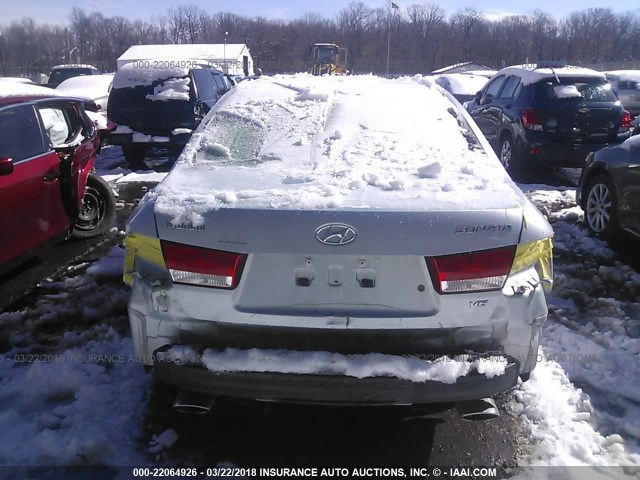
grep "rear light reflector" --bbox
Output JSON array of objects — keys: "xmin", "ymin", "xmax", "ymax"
[
  {"xmin": 522, "ymin": 108, "xmax": 543, "ymax": 131},
  {"xmin": 622, "ymin": 110, "xmax": 631, "ymax": 129},
  {"xmin": 161, "ymin": 241, "xmax": 247, "ymax": 289},
  {"xmin": 426, "ymin": 246, "xmax": 517, "ymax": 294},
  {"xmin": 528, "ymin": 146, "xmax": 541, "ymax": 155}
]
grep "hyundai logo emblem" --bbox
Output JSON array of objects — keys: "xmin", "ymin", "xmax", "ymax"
[{"xmin": 315, "ymin": 224, "xmax": 357, "ymax": 246}]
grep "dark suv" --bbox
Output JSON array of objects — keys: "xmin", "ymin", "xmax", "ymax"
[
  {"xmin": 107, "ymin": 65, "xmax": 231, "ymax": 167},
  {"xmin": 47, "ymin": 64, "xmax": 103, "ymax": 89},
  {"xmin": 468, "ymin": 63, "xmax": 629, "ymax": 176}
]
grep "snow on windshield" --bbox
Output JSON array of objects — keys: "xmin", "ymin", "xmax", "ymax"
[{"xmin": 154, "ymin": 74, "xmax": 521, "ymax": 223}]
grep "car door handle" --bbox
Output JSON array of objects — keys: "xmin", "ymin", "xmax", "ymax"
[{"xmin": 43, "ymin": 171, "xmax": 59, "ymax": 181}]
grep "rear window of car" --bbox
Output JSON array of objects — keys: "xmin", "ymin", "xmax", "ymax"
[
  {"xmin": 535, "ymin": 79, "xmax": 618, "ymax": 103},
  {"xmin": 197, "ymin": 113, "xmax": 266, "ymax": 166},
  {"xmin": 49, "ymin": 68, "xmax": 93, "ymax": 85},
  {"xmin": 0, "ymin": 105, "xmax": 47, "ymax": 161}
]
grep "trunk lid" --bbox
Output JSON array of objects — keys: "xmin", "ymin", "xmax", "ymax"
[{"xmin": 154, "ymin": 207, "xmax": 523, "ymax": 317}]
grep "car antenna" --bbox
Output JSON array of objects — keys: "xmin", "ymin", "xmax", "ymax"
[{"xmin": 535, "ymin": 61, "xmax": 562, "ymax": 83}]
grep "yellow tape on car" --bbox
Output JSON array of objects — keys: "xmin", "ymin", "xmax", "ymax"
[
  {"xmin": 510, "ymin": 236, "xmax": 554, "ymax": 290},
  {"xmin": 123, "ymin": 233, "xmax": 165, "ymax": 286}
]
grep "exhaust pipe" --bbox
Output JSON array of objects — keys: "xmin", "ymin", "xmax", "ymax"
[
  {"xmin": 456, "ymin": 397, "xmax": 500, "ymax": 421},
  {"xmin": 173, "ymin": 389, "xmax": 216, "ymax": 414}
]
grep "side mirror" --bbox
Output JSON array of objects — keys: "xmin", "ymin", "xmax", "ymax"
[
  {"xmin": 480, "ymin": 93, "xmax": 494, "ymax": 105},
  {"xmin": 0, "ymin": 157, "xmax": 14, "ymax": 176},
  {"xmin": 474, "ymin": 91, "xmax": 482, "ymax": 103}
]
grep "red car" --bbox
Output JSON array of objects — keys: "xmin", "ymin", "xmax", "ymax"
[{"xmin": 0, "ymin": 91, "xmax": 116, "ymax": 275}]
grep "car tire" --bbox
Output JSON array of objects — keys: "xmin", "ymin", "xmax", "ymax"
[
  {"xmin": 498, "ymin": 133, "xmax": 523, "ymax": 177},
  {"xmin": 584, "ymin": 174, "xmax": 618, "ymax": 241},
  {"xmin": 71, "ymin": 173, "xmax": 116, "ymax": 239},
  {"xmin": 122, "ymin": 144, "xmax": 147, "ymax": 169}
]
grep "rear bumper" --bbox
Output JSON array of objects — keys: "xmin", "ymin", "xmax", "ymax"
[
  {"xmin": 153, "ymin": 346, "xmax": 520, "ymax": 404},
  {"xmin": 524, "ymin": 141, "xmax": 613, "ymax": 167},
  {"xmin": 108, "ymin": 132, "xmax": 191, "ymax": 148},
  {"xmin": 520, "ymin": 132, "xmax": 627, "ymax": 168}
]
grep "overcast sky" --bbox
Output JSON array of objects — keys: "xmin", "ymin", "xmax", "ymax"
[{"xmin": 1, "ymin": 0, "xmax": 638, "ymax": 25}]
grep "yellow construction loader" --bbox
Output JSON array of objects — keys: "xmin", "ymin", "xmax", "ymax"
[{"xmin": 311, "ymin": 43, "xmax": 348, "ymax": 75}]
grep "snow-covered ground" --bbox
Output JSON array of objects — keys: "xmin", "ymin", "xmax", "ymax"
[
  {"xmin": 1, "ymin": 133, "xmax": 640, "ymax": 473},
  {"xmin": 512, "ymin": 183, "xmax": 640, "ymax": 478}
]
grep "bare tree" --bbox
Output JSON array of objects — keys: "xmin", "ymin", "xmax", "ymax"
[
  {"xmin": 1, "ymin": 6, "xmax": 639, "ymax": 78},
  {"xmin": 337, "ymin": 1, "xmax": 376, "ymax": 71},
  {"xmin": 449, "ymin": 8, "xmax": 485, "ymax": 61},
  {"xmin": 531, "ymin": 10, "xmax": 558, "ymax": 60},
  {"xmin": 405, "ymin": 4, "xmax": 445, "ymax": 72}
]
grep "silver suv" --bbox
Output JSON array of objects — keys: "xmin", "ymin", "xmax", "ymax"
[
  {"xmin": 123, "ymin": 75, "xmax": 553, "ymax": 418},
  {"xmin": 606, "ymin": 70, "xmax": 640, "ymax": 117}
]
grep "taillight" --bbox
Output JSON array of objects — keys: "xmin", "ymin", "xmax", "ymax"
[
  {"xmin": 161, "ymin": 241, "xmax": 247, "ymax": 289},
  {"xmin": 521, "ymin": 108, "xmax": 543, "ymax": 131},
  {"xmin": 622, "ymin": 110, "xmax": 631, "ymax": 129},
  {"xmin": 426, "ymin": 246, "xmax": 516, "ymax": 294}
]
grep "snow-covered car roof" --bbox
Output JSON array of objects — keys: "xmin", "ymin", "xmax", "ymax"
[
  {"xmin": 51, "ymin": 64, "xmax": 98, "ymax": 70},
  {"xmin": 111, "ymin": 63, "xmax": 197, "ymax": 89},
  {"xmin": 0, "ymin": 83, "xmax": 66, "ymax": 99},
  {"xmin": 604, "ymin": 70, "xmax": 640, "ymax": 82},
  {"xmin": 56, "ymin": 74, "xmax": 114, "ymax": 99},
  {"xmin": 154, "ymin": 74, "xmax": 522, "ymax": 218},
  {"xmin": 497, "ymin": 65, "xmax": 606, "ymax": 85},
  {"xmin": 431, "ymin": 73, "xmax": 488, "ymax": 96},
  {"xmin": 117, "ymin": 44, "xmax": 248, "ymax": 64},
  {"xmin": 0, "ymin": 77, "xmax": 35, "ymax": 84}
]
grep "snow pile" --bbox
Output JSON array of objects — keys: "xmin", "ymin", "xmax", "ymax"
[
  {"xmin": 0, "ymin": 335, "xmax": 149, "ymax": 466},
  {"xmin": 430, "ymin": 73, "xmax": 488, "ymax": 96},
  {"xmin": 154, "ymin": 74, "xmax": 521, "ymax": 223},
  {"xmin": 554, "ymin": 85, "xmax": 582, "ymax": 98},
  {"xmin": 113, "ymin": 125, "xmax": 133, "ymax": 134},
  {"xmin": 146, "ymin": 77, "xmax": 191, "ymax": 102},
  {"xmin": 161, "ymin": 347, "xmax": 508, "ymax": 383},
  {"xmin": 511, "ymin": 329, "xmax": 640, "ymax": 478},
  {"xmin": 114, "ymin": 171, "xmax": 168, "ymax": 184},
  {"xmin": 132, "ymin": 132, "xmax": 170, "ymax": 143},
  {"xmin": 0, "ymin": 247, "xmax": 151, "ymax": 466},
  {"xmin": 512, "ymin": 181, "xmax": 640, "ymax": 475}
]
